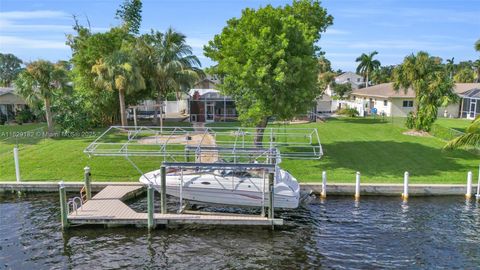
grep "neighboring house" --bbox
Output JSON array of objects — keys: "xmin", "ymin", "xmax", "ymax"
[
  {"xmin": 0, "ymin": 87, "xmax": 26, "ymax": 122},
  {"xmin": 347, "ymin": 82, "xmax": 480, "ymax": 118},
  {"xmin": 193, "ymin": 75, "xmax": 221, "ymax": 89},
  {"xmin": 188, "ymin": 89, "xmax": 237, "ymax": 122},
  {"xmin": 325, "ymin": 72, "xmax": 365, "ymax": 96}
]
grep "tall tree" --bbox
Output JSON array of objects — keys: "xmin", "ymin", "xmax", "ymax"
[
  {"xmin": 355, "ymin": 51, "xmax": 381, "ymax": 87},
  {"xmin": 91, "ymin": 50, "xmax": 146, "ymax": 126},
  {"xmin": 14, "ymin": 60, "xmax": 68, "ymax": 133},
  {"xmin": 453, "ymin": 68, "xmax": 475, "ymax": 83},
  {"xmin": 204, "ymin": 0, "xmax": 332, "ymax": 145},
  {"xmin": 371, "ymin": 65, "xmax": 394, "ymax": 84},
  {"xmin": 116, "ymin": 0, "xmax": 143, "ymax": 34},
  {"xmin": 331, "ymin": 82, "xmax": 352, "ymax": 98},
  {"xmin": 445, "ymin": 57, "xmax": 455, "ymax": 79},
  {"xmin": 393, "ymin": 52, "xmax": 457, "ymax": 132},
  {"xmin": 475, "ymin": 39, "xmax": 480, "ymax": 52},
  {"xmin": 0, "ymin": 53, "xmax": 23, "ymax": 87},
  {"xmin": 444, "ymin": 117, "xmax": 480, "ymax": 150},
  {"xmin": 136, "ymin": 28, "xmax": 203, "ymax": 126}
]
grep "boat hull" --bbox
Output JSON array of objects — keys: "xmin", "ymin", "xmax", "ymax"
[{"xmin": 139, "ymin": 169, "xmax": 300, "ymax": 209}]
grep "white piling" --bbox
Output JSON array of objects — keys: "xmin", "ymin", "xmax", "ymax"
[
  {"xmin": 466, "ymin": 171, "xmax": 472, "ymax": 199},
  {"xmin": 476, "ymin": 165, "xmax": 480, "ymax": 200},
  {"xmin": 402, "ymin": 171, "xmax": 409, "ymax": 200},
  {"xmin": 13, "ymin": 145, "xmax": 21, "ymax": 182},
  {"xmin": 355, "ymin": 172, "xmax": 360, "ymax": 200},
  {"xmin": 321, "ymin": 171, "xmax": 327, "ymax": 198}
]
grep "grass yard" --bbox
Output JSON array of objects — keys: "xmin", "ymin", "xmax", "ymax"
[{"xmin": 0, "ymin": 118, "xmax": 477, "ymax": 184}]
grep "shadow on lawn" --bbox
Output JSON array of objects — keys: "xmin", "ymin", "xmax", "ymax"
[
  {"xmin": 327, "ymin": 117, "xmax": 391, "ymax": 125},
  {"xmin": 318, "ymin": 140, "xmax": 477, "ymax": 178}
]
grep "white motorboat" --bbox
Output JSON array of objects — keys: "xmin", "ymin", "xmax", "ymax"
[{"xmin": 139, "ymin": 167, "xmax": 300, "ymax": 209}]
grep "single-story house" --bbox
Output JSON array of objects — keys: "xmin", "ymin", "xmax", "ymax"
[
  {"xmin": 188, "ymin": 89, "xmax": 237, "ymax": 122},
  {"xmin": 348, "ymin": 83, "xmax": 480, "ymax": 119},
  {"xmin": 0, "ymin": 87, "xmax": 26, "ymax": 122}
]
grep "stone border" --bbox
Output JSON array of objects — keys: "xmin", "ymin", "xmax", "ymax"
[{"xmin": 0, "ymin": 182, "xmax": 477, "ymax": 196}]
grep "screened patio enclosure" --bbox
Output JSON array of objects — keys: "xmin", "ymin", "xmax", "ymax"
[{"xmin": 460, "ymin": 88, "xmax": 480, "ymax": 119}]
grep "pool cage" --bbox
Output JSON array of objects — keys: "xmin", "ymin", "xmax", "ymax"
[{"xmin": 84, "ymin": 125, "xmax": 323, "ymax": 217}]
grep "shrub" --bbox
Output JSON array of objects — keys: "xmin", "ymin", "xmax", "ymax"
[
  {"xmin": 338, "ymin": 107, "xmax": 359, "ymax": 117},
  {"xmin": 405, "ymin": 112, "xmax": 416, "ymax": 129},
  {"xmin": 15, "ymin": 108, "xmax": 35, "ymax": 124},
  {"xmin": 0, "ymin": 112, "xmax": 6, "ymax": 125}
]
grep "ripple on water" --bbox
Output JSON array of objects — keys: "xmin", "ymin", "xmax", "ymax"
[{"xmin": 1, "ymin": 193, "xmax": 479, "ymax": 269}]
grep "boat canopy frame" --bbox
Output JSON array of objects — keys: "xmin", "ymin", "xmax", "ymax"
[{"xmin": 84, "ymin": 125, "xmax": 323, "ymax": 167}]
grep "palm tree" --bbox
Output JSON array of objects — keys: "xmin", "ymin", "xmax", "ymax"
[
  {"xmin": 393, "ymin": 51, "xmax": 456, "ymax": 131},
  {"xmin": 355, "ymin": 51, "xmax": 381, "ymax": 87},
  {"xmin": 445, "ymin": 57, "xmax": 455, "ymax": 79},
  {"xmin": 444, "ymin": 117, "xmax": 480, "ymax": 150},
  {"xmin": 14, "ymin": 60, "xmax": 68, "ymax": 134},
  {"xmin": 92, "ymin": 50, "xmax": 145, "ymax": 126},
  {"xmin": 137, "ymin": 28, "xmax": 203, "ymax": 126}
]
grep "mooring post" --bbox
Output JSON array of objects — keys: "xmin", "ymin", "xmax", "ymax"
[
  {"xmin": 466, "ymin": 171, "xmax": 472, "ymax": 199},
  {"xmin": 321, "ymin": 171, "xmax": 327, "ymax": 198},
  {"xmin": 133, "ymin": 107, "xmax": 137, "ymax": 128},
  {"xmin": 147, "ymin": 184, "xmax": 155, "ymax": 230},
  {"xmin": 160, "ymin": 165, "xmax": 167, "ymax": 214},
  {"xmin": 355, "ymin": 172, "xmax": 361, "ymax": 200},
  {"xmin": 13, "ymin": 145, "xmax": 21, "ymax": 182},
  {"xmin": 476, "ymin": 165, "xmax": 480, "ymax": 200},
  {"xmin": 59, "ymin": 181, "xmax": 69, "ymax": 229},
  {"xmin": 268, "ymin": 172, "xmax": 274, "ymax": 220},
  {"xmin": 402, "ymin": 171, "xmax": 409, "ymax": 201},
  {"xmin": 84, "ymin": 166, "xmax": 92, "ymax": 200}
]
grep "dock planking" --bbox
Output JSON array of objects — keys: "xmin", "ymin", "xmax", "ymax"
[{"xmin": 67, "ymin": 185, "xmax": 283, "ymax": 227}]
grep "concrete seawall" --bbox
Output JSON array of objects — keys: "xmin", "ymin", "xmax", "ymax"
[{"xmin": 0, "ymin": 182, "xmax": 477, "ymax": 196}]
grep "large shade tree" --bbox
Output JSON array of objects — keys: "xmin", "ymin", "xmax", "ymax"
[
  {"xmin": 355, "ymin": 51, "xmax": 381, "ymax": 87},
  {"xmin": 204, "ymin": 0, "xmax": 332, "ymax": 144},
  {"xmin": 14, "ymin": 60, "xmax": 68, "ymax": 133},
  {"xmin": 91, "ymin": 50, "xmax": 146, "ymax": 126},
  {"xmin": 393, "ymin": 51, "xmax": 457, "ymax": 132},
  {"xmin": 0, "ymin": 53, "xmax": 23, "ymax": 87}
]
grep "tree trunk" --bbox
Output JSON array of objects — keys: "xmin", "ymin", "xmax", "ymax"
[
  {"xmin": 44, "ymin": 98, "xmax": 54, "ymax": 136},
  {"xmin": 254, "ymin": 117, "xmax": 268, "ymax": 148},
  {"xmin": 476, "ymin": 68, "xmax": 480, "ymax": 83},
  {"xmin": 119, "ymin": 89, "xmax": 127, "ymax": 126}
]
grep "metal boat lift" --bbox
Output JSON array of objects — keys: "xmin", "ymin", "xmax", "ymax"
[{"xmin": 83, "ymin": 125, "xmax": 323, "ymax": 224}]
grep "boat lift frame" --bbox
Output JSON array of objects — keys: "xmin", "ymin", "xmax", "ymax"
[{"xmin": 84, "ymin": 125, "xmax": 323, "ymax": 220}]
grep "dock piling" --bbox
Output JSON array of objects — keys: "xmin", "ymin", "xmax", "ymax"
[
  {"xmin": 160, "ymin": 166, "xmax": 167, "ymax": 214},
  {"xmin": 59, "ymin": 182, "xmax": 69, "ymax": 229},
  {"xmin": 355, "ymin": 172, "xmax": 361, "ymax": 200},
  {"xmin": 402, "ymin": 171, "xmax": 409, "ymax": 201},
  {"xmin": 147, "ymin": 184, "xmax": 155, "ymax": 229},
  {"xmin": 466, "ymin": 171, "xmax": 472, "ymax": 199},
  {"xmin": 268, "ymin": 172, "xmax": 274, "ymax": 219},
  {"xmin": 14, "ymin": 145, "xmax": 21, "ymax": 182},
  {"xmin": 321, "ymin": 171, "xmax": 327, "ymax": 198},
  {"xmin": 476, "ymin": 165, "xmax": 480, "ymax": 200},
  {"xmin": 84, "ymin": 166, "xmax": 92, "ymax": 200}
]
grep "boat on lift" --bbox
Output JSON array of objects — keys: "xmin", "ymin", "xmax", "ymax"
[{"xmin": 139, "ymin": 167, "xmax": 300, "ymax": 209}]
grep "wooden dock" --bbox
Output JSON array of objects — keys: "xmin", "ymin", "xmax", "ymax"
[{"xmin": 67, "ymin": 185, "xmax": 283, "ymax": 227}]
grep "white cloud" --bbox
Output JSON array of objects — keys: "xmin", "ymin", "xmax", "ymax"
[
  {"xmin": 186, "ymin": 37, "xmax": 208, "ymax": 49},
  {"xmin": 0, "ymin": 10, "xmax": 69, "ymax": 20},
  {"xmin": 0, "ymin": 36, "xmax": 68, "ymax": 49},
  {"xmin": 0, "ymin": 20, "xmax": 72, "ymax": 32}
]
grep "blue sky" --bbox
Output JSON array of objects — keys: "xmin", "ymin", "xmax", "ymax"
[{"xmin": 0, "ymin": 0, "xmax": 479, "ymax": 71}]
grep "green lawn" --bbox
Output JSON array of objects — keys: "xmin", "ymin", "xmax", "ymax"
[
  {"xmin": 434, "ymin": 118, "xmax": 471, "ymax": 133},
  {"xmin": 0, "ymin": 118, "xmax": 477, "ymax": 184}
]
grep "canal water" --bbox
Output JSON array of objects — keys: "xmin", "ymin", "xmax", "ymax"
[{"xmin": 1, "ymin": 193, "xmax": 479, "ymax": 269}]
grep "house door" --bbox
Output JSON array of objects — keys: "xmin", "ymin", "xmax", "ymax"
[
  {"xmin": 468, "ymin": 99, "xmax": 477, "ymax": 119},
  {"xmin": 206, "ymin": 103, "xmax": 215, "ymax": 122}
]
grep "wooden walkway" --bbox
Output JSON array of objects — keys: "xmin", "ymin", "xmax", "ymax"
[{"xmin": 68, "ymin": 185, "xmax": 283, "ymax": 227}]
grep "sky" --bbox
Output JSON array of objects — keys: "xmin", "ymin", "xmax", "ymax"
[{"xmin": 0, "ymin": 0, "xmax": 479, "ymax": 71}]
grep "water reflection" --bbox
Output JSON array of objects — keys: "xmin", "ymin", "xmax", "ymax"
[{"xmin": 1, "ymin": 193, "xmax": 480, "ymax": 269}]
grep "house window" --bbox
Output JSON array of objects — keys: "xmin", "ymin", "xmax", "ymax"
[
  {"xmin": 402, "ymin": 100, "xmax": 414, "ymax": 108},
  {"xmin": 384, "ymin": 100, "xmax": 388, "ymax": 106}
]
